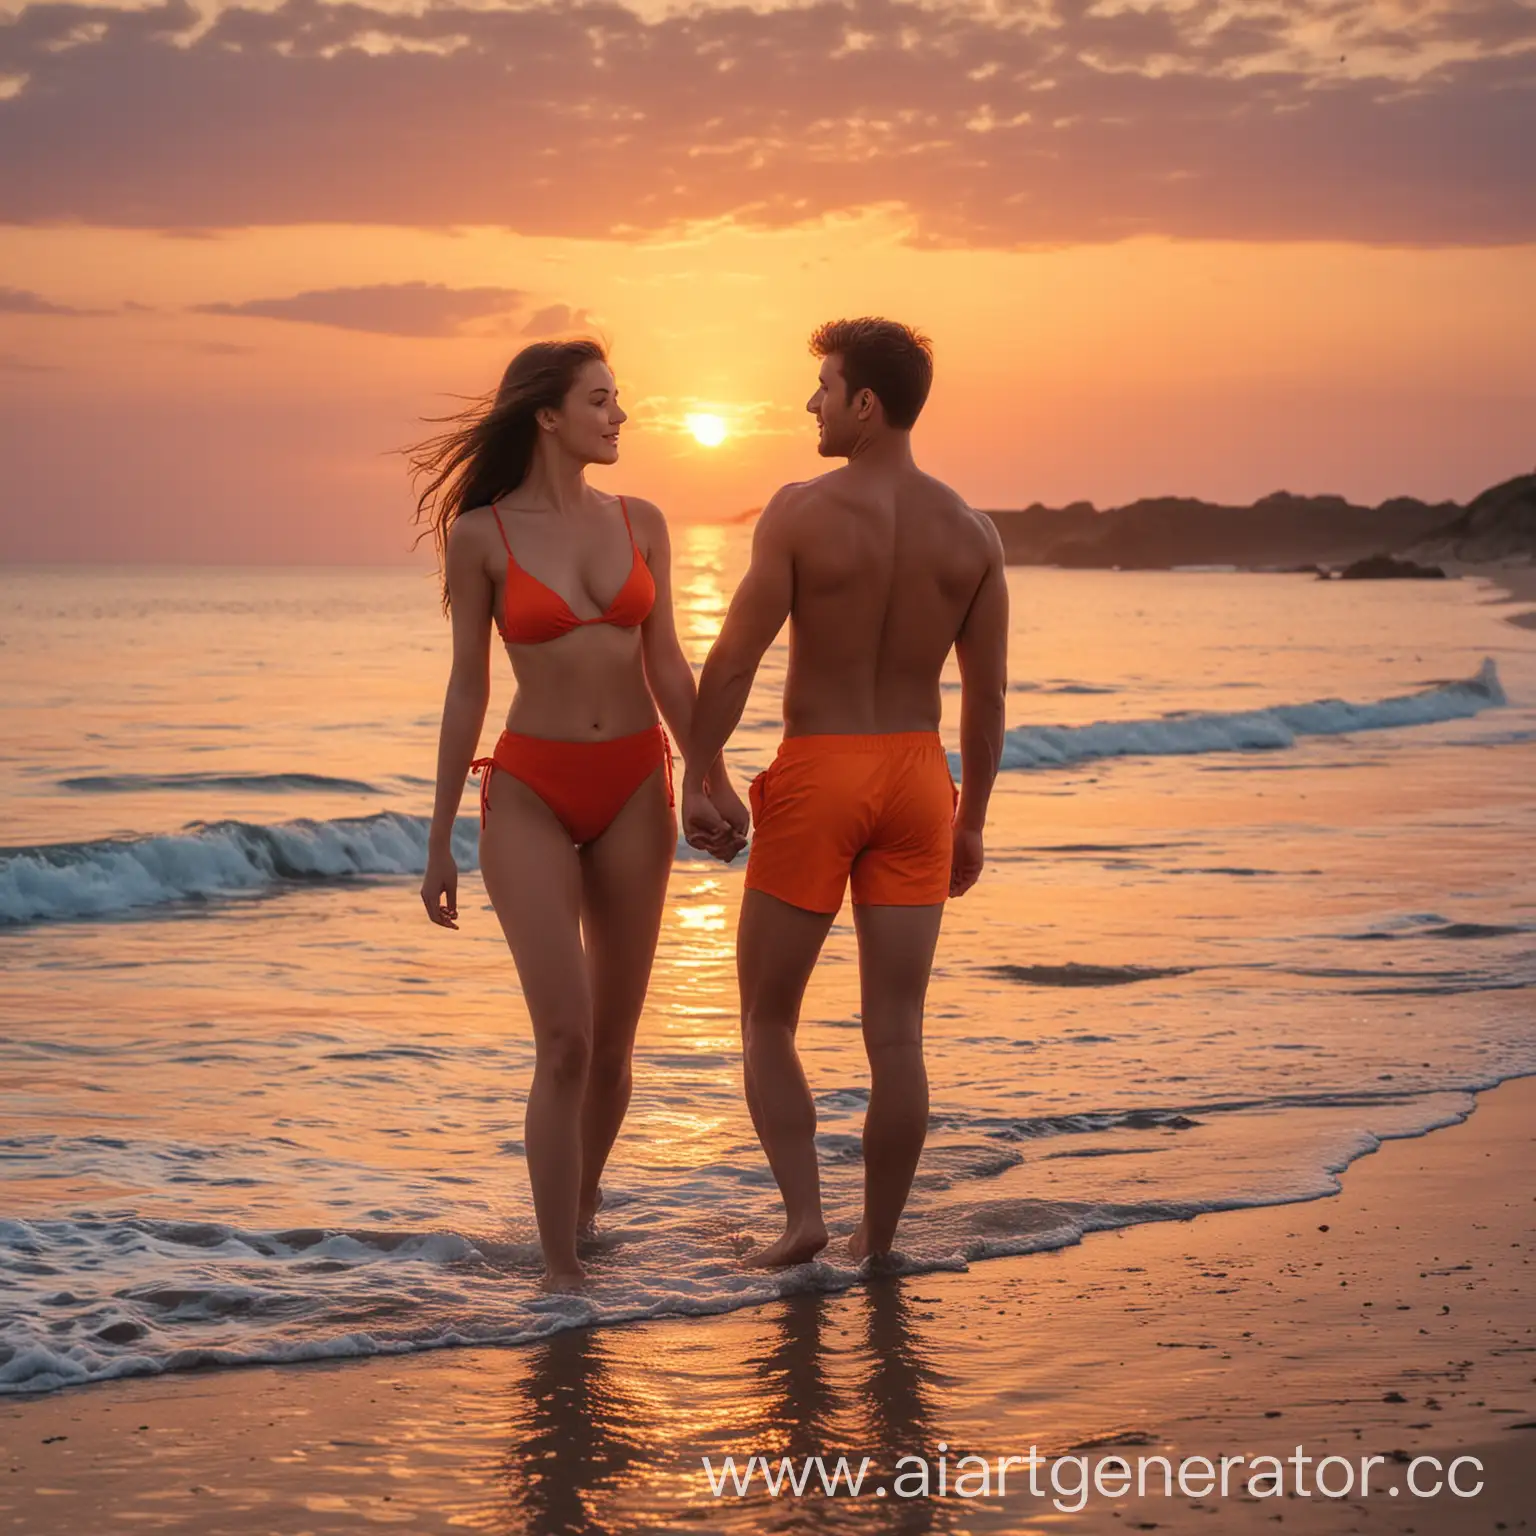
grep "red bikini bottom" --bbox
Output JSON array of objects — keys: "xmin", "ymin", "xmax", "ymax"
[{"xmin": 471, "ymin": 726, "xmax": 674, "ymax": 845}]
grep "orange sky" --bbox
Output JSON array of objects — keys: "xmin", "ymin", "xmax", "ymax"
[{"xmin": 1, "ymin": 0, "xmax": 1533, "ymax": 563}]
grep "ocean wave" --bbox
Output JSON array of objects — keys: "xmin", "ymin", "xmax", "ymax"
[
  {"xmin": 0, "ymin": 811, "xmax": 741, "ymax": 928},
  {"xmin": 1342, "ymin": 918, "xmax": 1530, "ymax": 942},
  {"xmin": 59, "ymin": 771, "xmax": 384, "ymax": 795},
  {"xmin": 0, "ymin": 813, "xmax": 477, "ymax": 928},
  {"xmin": 976, "ymin": 1106, "xmax": 1205, "ymax": 1140},
  {"xmin": 987, "ymin": 962, "xmax": 1196, "ymax": 988},
  {"xmin": 941, "ymin": 680, "xmax": 1118, "ymax": 696},
  {"xmin": 951, "ymin": 658, "xmax": 1506, "ymax": 775}
]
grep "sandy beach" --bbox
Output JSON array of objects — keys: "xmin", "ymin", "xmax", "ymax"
[{"xmin": 5, "ymin": 1074, "xmax": 1529, "ymax": 1534}]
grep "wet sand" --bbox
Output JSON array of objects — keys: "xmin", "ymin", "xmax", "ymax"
[
  {"xmin": 1464, "ymin": 561, "xmax": 1536, "ymax": 629},
  {"xmin": 3, "ymin": 1076, "xmax": 1532, "ymax": 1535}
]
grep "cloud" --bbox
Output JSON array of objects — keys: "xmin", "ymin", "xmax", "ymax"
[
  {"xmin": 194, "ymin": 282, "xmax": 528, "ymax": 336},
  {"xmin": 0, "ymin": 350, "xmax": 59, "ymax": 371},
  {"xmin": 0, "ymin": 286, "xmax": 94, "ymax": 316},
  {"xmin": 0, "ymin": 0, "xmax": 1531, "ymax": 247},
  {"xmin": 521, "ymin": 303, "xmax": 596, "ymax": 337}
]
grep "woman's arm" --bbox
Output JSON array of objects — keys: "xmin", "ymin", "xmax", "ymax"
[{"xmin": 422, "ymin": 516, "xmax": 493, "ymax": 927}]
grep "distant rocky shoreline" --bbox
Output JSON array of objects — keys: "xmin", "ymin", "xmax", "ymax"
[{"xmin": 982, "ymin": 471, "xmax": 1536, "ymax": 573}]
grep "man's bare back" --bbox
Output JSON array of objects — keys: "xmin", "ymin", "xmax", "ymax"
[{"xmin": 769, "ymin": 462, "xmax": 1000, "ymax": 738}]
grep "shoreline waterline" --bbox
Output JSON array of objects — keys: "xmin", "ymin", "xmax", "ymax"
[{"xmin": 3, "ymin": 1073, "xmax": 1530, "ymax": 1533}]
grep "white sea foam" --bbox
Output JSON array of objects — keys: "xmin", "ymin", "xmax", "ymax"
[
  {"xmin": 0, "ymin": 807, "xmax": 741, "ymax": 926},
  {"xmin": 0, "ymin": 813, "xmax": 482, "ymax": 927},
  {"xmin": 949, "ymin": 658, "xmax": 1507, "ymax": 775},
  {"xmin": 3, "ymin": 1084, "xmax": 1522, "ymax": 1397}
]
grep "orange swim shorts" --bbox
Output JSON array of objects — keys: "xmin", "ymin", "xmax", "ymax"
[{"xmin": 744, "ymin": 731, "xmax": 958, "ymax": 914}]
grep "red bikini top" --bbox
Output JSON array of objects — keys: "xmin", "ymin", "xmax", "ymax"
[{"xmin": 491, "ymin": 496, "xmax": 655, "ymax": 645}]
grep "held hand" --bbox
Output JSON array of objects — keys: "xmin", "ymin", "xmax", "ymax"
[
  {"xmin": 708, "ymin": 777, "xmax": 751, "ymax": 861},
  {"xmin": 682, "ymin": 782, "xmax": 734, "ymax": 861},
  {"xmin": 421, "ymin": 847, "xmax": 460, "ymax": 929},
  {"xmin": 950, "ymin": 825, "xmax": 984, "ymax": 898}
]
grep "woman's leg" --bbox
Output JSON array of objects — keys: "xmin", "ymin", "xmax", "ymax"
[
  {"xmin": 575, "ymin": 765, "xmax": 675, "ymax": 1228},
  {"xmin": 479, "ymin": 770, "xmax": 591, "ymax": 1289}
]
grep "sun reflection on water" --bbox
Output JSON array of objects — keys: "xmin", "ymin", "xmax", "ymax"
[
  {"xmin": 676, "ymin": 523, "xmax": 732, "ymax": 656},
  {"xmin": 677, "ymin": 904, "xmax": 727, "ymax": 933}
]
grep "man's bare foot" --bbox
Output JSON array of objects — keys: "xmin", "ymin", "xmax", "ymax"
[
  {"xmin": 577, "ymin": 1185, "xmax": 605, "ymax": 1235},
  {"xmin": 743, "ymin": 1220, "xmax": 828, "ymax": 1269},
  {"xmin": 539, "ymin": 1265, "xmax": 587, "ymax": 1293}
]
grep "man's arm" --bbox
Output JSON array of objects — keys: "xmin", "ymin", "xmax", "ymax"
[
  {"xmin": 631, "ymin": 498, "xmax": 729, "ymax": 788},
  {"xmin": 632, "ymin": 497, "xmax": 745, "ymax": 858},
  {"xmin": 682, "ymin": 489, "xmax": 797, "ymax": 795},
  {"xmin": 950, "ymin": 518, "xmax": 1009, "ymax": 895}
]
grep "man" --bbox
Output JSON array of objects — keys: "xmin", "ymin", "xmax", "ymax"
[{"xmin": 682, "ymin": 317, "xmax": 1009, "ymax": 1267}]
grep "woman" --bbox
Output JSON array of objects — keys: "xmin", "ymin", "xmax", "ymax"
[{"xmin": 412, "ymin": 339, "xmax": 747, "ymax": 1292}]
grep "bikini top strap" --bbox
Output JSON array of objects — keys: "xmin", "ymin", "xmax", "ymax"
[
  {"xmin": 617, "ymin": 495, "xmax": 635, "ymax": 543},
  {"xmin": 488, "ymin": 501, "xmax": 513, "ymax": 556}
]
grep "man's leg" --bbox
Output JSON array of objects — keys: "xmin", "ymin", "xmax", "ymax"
[
  {"xmin": 849, "ymin": 902, "xmax": 945, "ymax": 1262},
  {"xmin": 737, "ymin": 887, "xmax": 836, "ymax": 1267}
]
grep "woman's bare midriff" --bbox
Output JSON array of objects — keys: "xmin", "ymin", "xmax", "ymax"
[{"xmin": 502, "ymin": 626, "xmax": 659, "ymax": 741}]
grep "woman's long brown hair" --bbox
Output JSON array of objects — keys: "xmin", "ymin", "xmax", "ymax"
[{"xmin": 408, "ymin": 339, "xmax": 608, "ymax": 612}]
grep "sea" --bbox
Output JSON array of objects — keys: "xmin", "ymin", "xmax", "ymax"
[{"xmin": 2, "ymin": 530, "xmax": 1533, "ymax": 1396}]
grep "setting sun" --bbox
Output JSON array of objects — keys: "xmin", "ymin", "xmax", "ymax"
[{"xmin": 686, "ymin": 413, "xmax": 728, "ymax": 449}]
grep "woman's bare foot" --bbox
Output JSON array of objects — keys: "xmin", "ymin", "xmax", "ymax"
[
  {"xmin": 743, "ymin": 1219, "xmax": 828, "ymax": 1269},
  {"xmin": 577, "ymin": 1184, "xmax": 605, "ymax": 1235},
  {"xmin": 849, "ymin": 1219, "xmax": 901, "ymax": 1271},
  {"xmin": 848, "ymin": 1217, "xmax": 872, "ymax": 1263},
  {"xmin": 539, "ymin": 1265, "xmax": 587, "ymax": 1293}
]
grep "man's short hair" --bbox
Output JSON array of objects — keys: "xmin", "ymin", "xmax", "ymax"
[{"xmin": 809, "ymin": 317, "xmax": 934, "ymax": 431}]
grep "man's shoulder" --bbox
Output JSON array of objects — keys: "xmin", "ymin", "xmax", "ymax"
[
  {"xmin": 910, "ymin": 472, "xmax": 1002, "ymax": 557},
  {"xmin": 963, "ymin": 500, "xmax": 1006, "ymax": 562},
  {"xmin": 754, "ymin": 474, "xmax": 840, "ymax": 545},
  {"xmin": 762, "ymin": 472, "xmax": 840, "ymax": 515}
]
